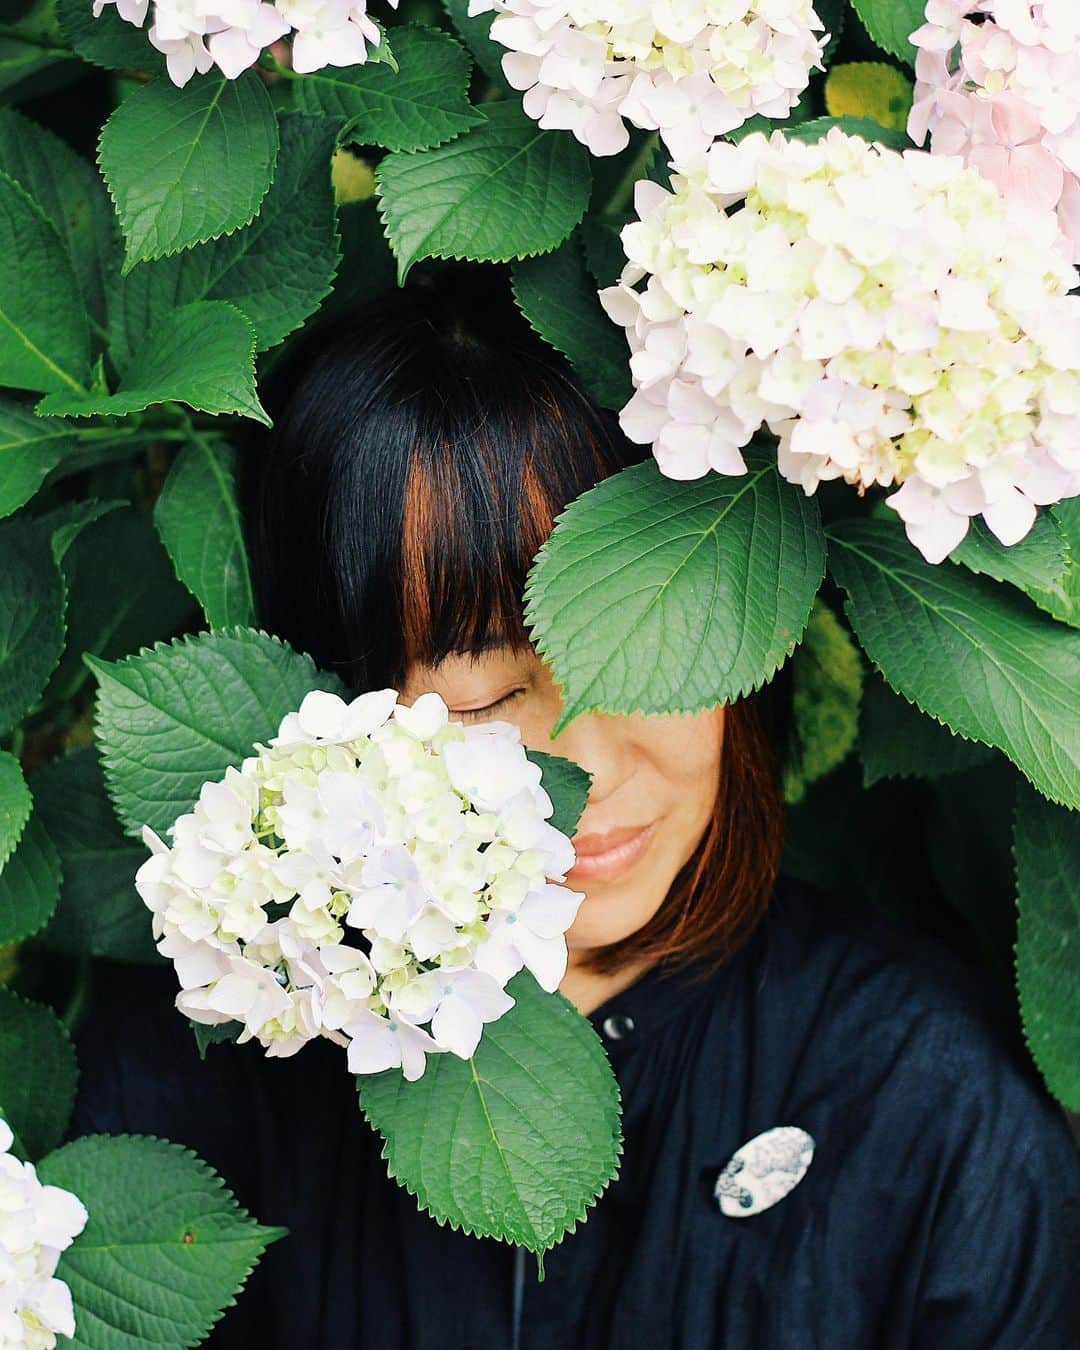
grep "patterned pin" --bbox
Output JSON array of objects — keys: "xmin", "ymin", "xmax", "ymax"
[{"xmin": 714, "ymin": 1125, "xmax": 815, "ymax": 1218}]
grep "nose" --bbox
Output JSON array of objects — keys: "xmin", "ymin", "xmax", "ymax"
[{"xmin": 545, "ymin": 709, "xmax": 633, "ymax": 809}]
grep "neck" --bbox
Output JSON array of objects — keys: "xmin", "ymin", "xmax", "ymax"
[{"xmin": 558, "ymin": 951, "xmax": 655, "ymax": 1017}]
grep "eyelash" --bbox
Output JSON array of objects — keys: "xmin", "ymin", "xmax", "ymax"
[{"xmin": 455, "ymin": 690, "xmax": 524, "ymax": 722}]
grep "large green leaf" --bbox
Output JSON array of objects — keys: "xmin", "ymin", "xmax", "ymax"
[
  {"xmin": 376, "ymin": 101, "xmax": 591, "ymax": 283},
  {"xmin": 850, "ymin": 0, "xmax": 926, "ymax": 65},
  {"xmin": 0, "ymin": 107, "xmax": 120, "ymax": 332},
  {"xmin": 0, "ymin": 398, "xmax": 80, "ymax": 520},
  {"xmin": 45, "ymin": 505, "xmax": 194, "ymax": 705},
  {"xmin": 39, "ymin": 1135, "xmax": 286, "ymax": 1348},
  {"xmin": 37, "ymin": 300, "xmax": 270, "ymax": 425},
  {"xmin": 88, "ymin": 627, "xmax": 347, "ymax": 836},
  {"xmin": 777, "ymin": 115, "xmax": 911, "ymax": 150},
  {"xmin": 1013, "ymin": 782, "xmax": 1080, "ymax": 1110},
  {"xmin": 828, "ymin": 517, "xmax": 1080, "ymax": 809},
  {"xmin": 950, "ymin": 513, "xmax": 1069, "ymax": 599},
  {"xmin": 511, "ymin": 235, "xmax": 632, "ymax": 413},
  {"xmin": 0, "ymin": 989, "xmax": 77, "ymax": 1160},
  {"xmin": 0, "ymin": 748, "xmax": 30, "ymax": 873},
  {"xmin": 858, "ymin": 676, "xmax": 993, "ymax": 787},
  {"xmin": 0, "ymin": 171, "xmax": 89, "ymax": 396},
  {"xmin": 56, "ymin": 0, "xmax": 165, "ymax": 75},
  {"xmin": 1026, "ymin": 498, "xmax": 1080, "ymax": 629},
  {"xmin": 107, "ymin": 111, "xmax": 340, "ymax": 365},
  {"xmin": 526, "ymin": 750, "xmax": 590, "ymax": 838},
  {"xmin": 0, "ymin": 809, "xmax": 62, "ymax": 945},
  {"xmin": 296, "ymin": 24, "xmax": 483, "ymax": 152},
  {"xmin": 32, "ymin": 748, "xmax": 157, "ymax": 964},
  {"xmin": 525, "ymin": 451, "xmax": 825, "ymax": 732},
  {"xmin": 154, "ymin": 433, "xmax": 255, "ymax": 630},
  {"xmin": 97, "ymin": 71, "xmax": 279, "ymax": 273},
  {"xmin": 0, "ymin": 514, "xmax": 67, "ymax": 737},
  {"xmin": 360, "ymin": 970, "xmax": 621, "ymax": 1260}
]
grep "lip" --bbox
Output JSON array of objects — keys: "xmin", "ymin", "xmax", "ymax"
[{"xmin": 567, "ymin": 823, "xmax": 655, "ymax": 883}]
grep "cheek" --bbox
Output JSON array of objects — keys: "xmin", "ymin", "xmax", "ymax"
[{"xmin": 565, "ymin": 709, "xmax": 724, "ymax": 951}]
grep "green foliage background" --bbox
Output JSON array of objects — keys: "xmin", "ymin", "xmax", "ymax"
[{"xmin": 0, "ymin": 0, "xmax": 1077, "ymax": 1339}]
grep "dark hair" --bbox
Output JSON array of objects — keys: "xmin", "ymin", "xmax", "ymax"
[{"xmin": 246, "ymin": 263, "xmax": 786, "ymax": 979}]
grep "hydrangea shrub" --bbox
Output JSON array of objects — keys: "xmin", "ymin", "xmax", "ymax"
[{"xmin": 0, "ymin": 0, "xmax": 1077, "ymax": 1339}]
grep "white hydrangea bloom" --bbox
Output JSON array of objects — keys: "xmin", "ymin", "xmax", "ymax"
[
  {"xmin": 908, "ymin": 1, "xmax": 1080, "ymax": 262},
  {"xmin": 0, "ymin": 1119, "xmax": 88, "ymax": 1350},
  {"xmin": 598, "ymin": 126, "xmax": 1080, "ymax": 562},
  {"xmin": 91, "ymin": 0, "xmax": 396, "ymax": 87},
  {"xmin": 468, "ymin": 0, "xmax": 828, "ymax": 161},
  {"xmin": 136, "ymin": 689, "xmax": 585, "ymax": 1080}
]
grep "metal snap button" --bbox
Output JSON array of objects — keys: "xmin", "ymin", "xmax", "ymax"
[{"xmin": 601, "ymin": 1013, "xmax": 636, "ymax": 1041}]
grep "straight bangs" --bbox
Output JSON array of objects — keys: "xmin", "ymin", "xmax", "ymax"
[{"xmin": 250, "ymin": 269, "xmax": 644, "ymax": 693}]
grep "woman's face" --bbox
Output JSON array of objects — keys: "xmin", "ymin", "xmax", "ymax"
[{"xmin": 400, "ymin": 646, "xmax": 724, "ymax": 955}]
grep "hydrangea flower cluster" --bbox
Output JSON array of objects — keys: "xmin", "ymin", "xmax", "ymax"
[
  {"xmin": 598, "ymin": 126, "xmax": 1080, "ymax": 562},
  {"xmin": 908, "ymin": 1, "xmax": 1080, "ymax": 261},
  {"xmin": 135, "ymin": 689, "xmax": 584, "ymax": 1081},
  {"xmin": 467, "ymin": 0, "xmax": 828, "ymax": 162},
  {"xmin": 91, "ymin": 0, "xmax": 397, "ymax": 87},
  {"xmin": 0, "ymin": 1120, "xmax": 88, "ymax": 1350}
]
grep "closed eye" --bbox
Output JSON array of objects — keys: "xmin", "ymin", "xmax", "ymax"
[{"xmin": 453, "ymin": 689, "xmax": 525, "ymax": 722}]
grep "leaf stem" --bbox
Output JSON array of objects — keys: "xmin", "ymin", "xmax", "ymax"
[
  {"xmin": 603, "ymin": 132, "xmax": 660, "ymax": 215},
  {"xmin": 60, "ymin": 954, "xmax": 94, "ymax": 1035}
]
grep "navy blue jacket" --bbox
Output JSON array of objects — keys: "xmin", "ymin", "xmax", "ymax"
[{"xmin": 68, "ymin": 878, "xmax": 1078, "ymax": 1348}]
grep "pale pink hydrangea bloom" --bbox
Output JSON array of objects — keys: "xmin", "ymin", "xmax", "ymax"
[
  {"xmin": 599, "ymin": 127, "xmax": 1080, "ymax": 563},
  {"xmin": 91, "ymin": 0, "xmax": 396, "ymax": 86},
  {"xmin": 467, "ymin": 0, "xmax": 828, "ymax": 163},
  {"xmin": 908, "ymin": 1, "xmax": 1080, "ymax": 261}
]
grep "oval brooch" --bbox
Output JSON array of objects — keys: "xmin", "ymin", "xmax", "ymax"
[{"xmin": 714, "ymin": 1125, "xmax": 815, "ymax": 1218}]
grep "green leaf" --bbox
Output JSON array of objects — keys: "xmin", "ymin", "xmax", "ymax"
[
  {"xmin": 0, "ymin": 809, "xmax": 62, "ymax": 946},
  {"xmin": 39, "ymin": 1134, "xmax": 287, "ymax": 1347},
  {"xmin": 0, "ymin": 107, "xmax": 120, "ymax": 333},
  {"xmin": 828, "ymin": 517, "xmax": 1080, "ymax": 809},
  {"xmin": 97, "ymin": 71, "xmax": 279, "ymax": 273},
  {"xmin": 32, "ymin": 748, "xmax": 158, "ymax": 964},
  {"xmin": 0, "ymin": 170, "xmax": 90, "ymax": 396},
  {"xmin": 1013, "ymin": 781, "xmax": 1080, "ymax": 1111},
  {"xmin": 376, "ymin": 101, "xmax": 591, "ymax": 283},
  {"xmin": 1026, "ymin": 498, "xmax": 1080, "ymax": 628},
  {"xmin": 776, "ymin": 115, "xmax": 911, "ymax": 151},
  {"xmin": 440, "ymin": 0, "xmax": 512, "ymax": 91},
  {"xmin": 0, "ymin": 514, "xmax": 67, "ymax": 737},
  {"xmin": 783, "ymin": 599, "xmax": 863, "ymax": 804},
  {"xmin": 526, "ymin": 750, "xmax": 590, "ymax": 838},
  {"xmin": 37, "ymin": 300, "xmax": 270, "ymax": 425},
  {"xmin": 191, "ymin": 1019, "xmax": 241, "ymax": 1058},
  {"xmin": 0, "ymin": 989, "xmax": 77, "ymax": 1159},
  {"xmin": 824, "ymin": 62, "xmax": 913, "ymax": 132},
  {"xmin": 511, "ymin": 234, "xmax": 632, "ymax": 413},
  {"xmin": 296, "ymin": 24, "xmax": 484, "ymax": 153},
  {"xmin": 360, "ymin": 970, "xmax": 621, "ymax": 1258},
  {"xmin": 45, "ymin": 505, "xmax": 194, "ymax": 705},
  {"xmin": 0, "ymin": 35, "xmax": 70, "ymax": 98},
  {"xmin": 850, "ymin": 0, "xmax": 927, "ymax": 65},
  {"xmin": 525, "ymin": 450, "xmax": 825, "ymax": 732},
  {"xmin": 858, "ymin": 675, "xmax": 994, "ymax": 788},
  {"xmin": 950, "ymin": 513, "xmax": 1069, "ymax": 599},
  {"xmin": 56, "ymin": 0, "xmax": 165, "ymax": 75},
  {"xmin": 36, "ymin": 497, "xmax": 125, "ymax": 566},
  {"xmin": 0, "ymin": 749, "xmax": 30, "ymax": 874},
  {"xmin": 88, "ymin": 627, "xmax": 347, "ymax": 836},
  {"xmin": 154, "ymin": 433, "xmax": 255, "ymax": 630},
  {"xmin": 0, "ymin": 398, "xmax": 79, "ymax": 520},
  {"xmin": 107, "ymin": 111, "xmax": 341, "ymax": 365}
]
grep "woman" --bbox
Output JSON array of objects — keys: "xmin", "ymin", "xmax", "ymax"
[{"xmin": 70, "ymin": 267, "xmax": 1077, "ymax": 1348}]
